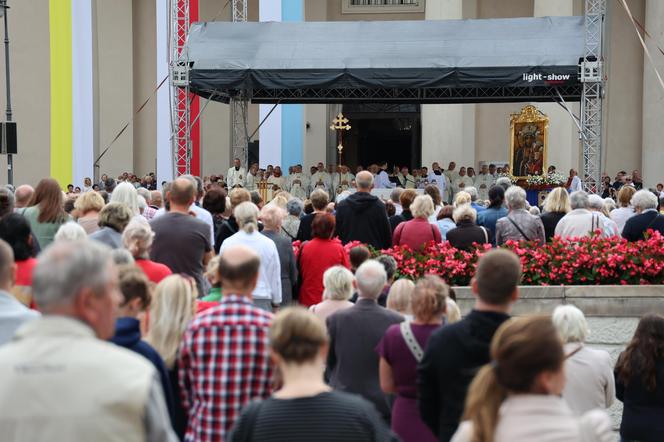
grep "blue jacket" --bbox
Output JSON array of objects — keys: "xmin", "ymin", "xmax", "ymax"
[
  {"xmin": 110, "ymin": 317, "xmax": 175, "ymax": 423},
  {"xmin": 477, "ymin": 206, "xmax": 508, "ymax": 246}
]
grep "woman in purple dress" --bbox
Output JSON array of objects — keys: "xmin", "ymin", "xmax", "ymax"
[{"xmin": 377, "ymin": 275, "xmax": 449, "ymax": 442}]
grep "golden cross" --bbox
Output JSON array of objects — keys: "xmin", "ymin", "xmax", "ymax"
[{"xmin": 330, "ymin": 113, "xmax": 351, "ymax": 165}]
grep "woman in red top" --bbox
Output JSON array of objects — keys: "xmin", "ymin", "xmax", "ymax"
[
  {"xmin": 392, "ymin": 195, "xmax": 442, "ymax": 251},
  {"xmin": 298, "ymin": 213, "xmax": 349, "ymax": 307},
  {"xmin": 122, "ymin": 220, "xmax": 172, "ymax": 283},
  {"xmin": 0, "ymin": 213, "xmax": 38, "ymax": 307}
]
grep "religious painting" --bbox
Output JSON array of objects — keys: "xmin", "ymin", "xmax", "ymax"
[{"xmin": 509, "ymin": 105, "xmax": 548, "ymax": 179}]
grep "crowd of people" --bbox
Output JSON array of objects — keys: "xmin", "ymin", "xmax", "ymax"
[{"xmin": 0, "ymin": 160, "xmax": 662, "ymax": 442}]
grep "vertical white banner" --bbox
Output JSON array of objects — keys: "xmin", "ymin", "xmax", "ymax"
[
  {"xmin": 258, "ymin": 0, "xmax": 282, "ymax": 168},
  {"xmin": 71, "ymin": 0, "xmax": 94, "ymax": 187},
  {"xmin": 156, "ymin": 0, "xmax": 172, "ymax": 186}
]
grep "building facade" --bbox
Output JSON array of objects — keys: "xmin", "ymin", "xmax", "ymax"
[{"xmin": 1, "ymin": 0, "xmax": 658, "ymax": 187}]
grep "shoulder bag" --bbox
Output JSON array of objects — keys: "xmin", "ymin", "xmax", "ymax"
[
  {"xmin": 508, "ymin": 217, "xmax": 531, "ymax": 241},
  {"xmin": 399, "ymin": 321, "xmax": 424, "ymax": 362}
]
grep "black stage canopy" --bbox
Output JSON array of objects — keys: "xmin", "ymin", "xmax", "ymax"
[{"xmin": 186, "ymin": 16, "xmax": 586, "ymax": 104}]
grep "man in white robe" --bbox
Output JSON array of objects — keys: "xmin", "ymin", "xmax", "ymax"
[
  {"xmin": 474, "ymin": 164, "xmax": 496, "ymax": 201},
  {"xmin": 226, "ymin": 158, "xmax": 246, "ymax": 188}
]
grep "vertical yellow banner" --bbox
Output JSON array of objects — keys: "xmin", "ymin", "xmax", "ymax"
[{"xmin": 49, "ymin": 0, "xmax": 72, "ymax": 188}]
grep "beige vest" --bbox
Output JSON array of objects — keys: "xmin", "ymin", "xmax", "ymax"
[{"xmin": 0, "ymin": 316, "xmax": 154, "ymax": 442}]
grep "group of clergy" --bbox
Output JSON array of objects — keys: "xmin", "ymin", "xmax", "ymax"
[{"xmin": 225, "ymin": 158, "xmax": 500, "ymax": 202}]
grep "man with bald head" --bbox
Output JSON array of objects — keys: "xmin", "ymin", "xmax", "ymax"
[
  {"xmin": 335, "ymin": 170, "xmax": 392, "ymax": 249},
  {"xmin": 179, "ymin": 244, "xmax": 273, "ymax": 441},
  {"xmin": 150, "ymin": 178, "xmax": 213, "ymax": 296},
  {"xmin": 0, "ymin": 239, "xmax": 39, "ymax": 345},
  {"xmin": 13, "ymin": 185, "xmax": 33, "ymax": 210}
]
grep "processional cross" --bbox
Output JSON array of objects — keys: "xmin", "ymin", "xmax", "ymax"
[{"xmin": 330, "ymin": 113, "xmax": 351, "ymax": 164}]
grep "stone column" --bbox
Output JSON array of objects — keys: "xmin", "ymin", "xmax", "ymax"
[
  {"xmin": 533, "ymin": 0, "xmax": 578, "ymax": 175},
  {"xmin": 642, "ymin": 0, "xmax": 664, "ymax": 187},
  {"xmin": 421, "ymin": 0, "xmax": 476, "ymax": 169}
]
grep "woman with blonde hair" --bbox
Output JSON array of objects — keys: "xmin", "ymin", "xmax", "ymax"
[
  {"xmin": 229, "ymin": 308, "xmax": 395, "ymax": 441},
  {"xmin": 540, "ymin": 187, "xmax": 571, "ymax": 241},
  {"xmin": 454, "ymin": 191, "xmax": 472, "ymax": 207},
  {"xmin": 386, "ymin": 279, "xmax": 415, "ymax": 319},
  {"xmin": 610, "ymin": 185, "xmax": 637, "ymax": 233},
  {"xmin": 147, "ymin": 274, "xmax": 197, "ymax": 439},
  {"xmin": 309, "ymin": 266, "xmax": 355, "ymax": 322},
  {"xmin": 452, "ymin": 316, "xmax": 612, "ymax": 442},
  {"xmin": 378, "ymin": 275, "xmax": 448, "ymax": 442},
  {"xmin": 392, "ymin": 195, "xmax": 442, "ymax": 250},
  {"xmin": 122, "ymin": 220, "xmax": 172, "ymax": 283},
  {"xmin": 74, "ymin": 190, "xmax": 105, "ymax": 234}
]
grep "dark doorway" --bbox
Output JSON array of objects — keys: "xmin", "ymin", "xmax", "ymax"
[{"xmin": 341, "ymin": 104, "xmax": 420, "ymax": 171}]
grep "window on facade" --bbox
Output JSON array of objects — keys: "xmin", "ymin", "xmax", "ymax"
[{"xmin": 342, "ymin": 0, "xmax": 425, "ymax": 14}]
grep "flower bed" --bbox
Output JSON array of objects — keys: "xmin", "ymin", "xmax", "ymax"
[{"xmin": 294, "ymin": 232, "xmax": 664, "ymax": 286}]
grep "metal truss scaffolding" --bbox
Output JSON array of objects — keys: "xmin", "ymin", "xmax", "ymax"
[
  {"xmin": 230, "ymin": 0, "xmax": 250, "ymax": 167},
  {"xmin": 580, "ymin": 0, "xmax": 606, "ymax": 193},
  {"xmin": 170, "ymin": 0, "xmax": 191, "ymax": 176}
]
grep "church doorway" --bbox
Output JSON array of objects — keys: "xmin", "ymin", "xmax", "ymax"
[{"xmin": 338, "ymin": 104, "xmax": 421, "ymax": 171}]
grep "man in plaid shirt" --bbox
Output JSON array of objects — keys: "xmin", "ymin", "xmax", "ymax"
[{"xmin": 179, "ymin": 245, "xmax": 273, "ymax": 442}]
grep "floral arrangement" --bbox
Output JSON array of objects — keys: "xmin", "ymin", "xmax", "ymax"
[
  {"xmin": 525, "ymin": 173, "xmax": 567, "ymax": 188},
  {"xmin": 293, "ymin": 232, "xmax": 664, "ymax": 286}
]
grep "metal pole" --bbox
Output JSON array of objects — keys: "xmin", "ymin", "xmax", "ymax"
[{"xmin": 2, "ymin": 0, "xmax": 12, "ymax": 186}]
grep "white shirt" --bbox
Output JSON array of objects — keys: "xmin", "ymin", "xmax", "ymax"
[
  {"xmin": 555, "ymin": 209, "xmax": 613, "ymax": 240},
  {"xmin": 375, "ymin": 170, "xmax": 395, "ymax": 189},
  {"xmin": 0, "ymin": 290, "xmax": 40, "ymax": 345},
  {"xmin": 610, "ymin": 206, "xmax": 635, "ymax": 233},
  {"xmin": 153, "ymin": 204, "xmax": 215, "ymax": 247},
  {"xmin": 569, "ymin": 175, "xmax": 582, "ymax": 192},
  {"xmin": 219, "ymin": 230, "xmax": 282, "ymax": 304}
]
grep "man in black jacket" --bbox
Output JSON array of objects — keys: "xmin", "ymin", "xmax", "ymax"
[
  {"xmin": 622, "ymin": 189, "xmax": 664, "ymax": 241},
  {"xmin": 335, "ymin": 171, "xmax": 392, "ymax": 249},
  {"xmin": 417, "ymin": 249, "xmax": 521, "ymax": 442}
]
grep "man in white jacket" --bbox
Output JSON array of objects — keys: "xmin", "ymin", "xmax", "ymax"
[{"xmin": 226, "ymin": 158, "xmax": 247, "ymax": 188}]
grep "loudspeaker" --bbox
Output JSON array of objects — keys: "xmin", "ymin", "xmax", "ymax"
[{"xmin": 0, "ymin": 122, "xmax": 16, "ymax": 155}]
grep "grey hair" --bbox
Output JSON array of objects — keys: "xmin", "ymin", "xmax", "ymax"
[
  {"xmin": 286, "ymin": 198, "xmax": 304, "ymax": 216},
  {"xmin": 110, "ymin": 182, "xmax": 140, "ymax": 215},
  {"xmin": 322, "ymin": 266, "xmax": 354, "ymax": 301},
  {"xmin": 453, "ymin": 204, "xmax": 477, "ymax": 223},
  {"xmin": 505, "ymin": 186, "xmax": 527, "ymax": 210},
  {"xmin": 410, "ymin": 194, "xmax": 434, "ymax": 219},
  {"xmin": 375, "ymin": 255, "xmax": 398, "ymax": 281},
  {"xmin": 355, "ymin": 260, "xmax": 387, "ymax": 299},
  {"xmin": 182, "ymin": 174, "xmax": 204, "ymax": 196},
  {"xmin": 587, "ymin": 194, "xmax": 605, "ymax": 210},
  {"xmin": 32, "ymin": 240, "xmax": 113, "ymax": 310},
  {"xmin": 260, "ymin": 203, "xmax": 286, "ymax": 230},
  {"xmin": 112, "ymin": 248, "xmax": 135, "ymax": 266},
  {"xmin": 390, "ymin": 188, "xmax": 403, "ymax": 204},
  {"xmin": 136, "ymin": 187, "xmax": 152, "ymax": 204},
  {"xmin": 569, "ymin": 191, "xmax": 590, "ymax": 210},
  {"xmin": 465, "ymin": 186, "xmax": 478, "ymax": 201},
  {"xmin": 529, "ymin": 206, "xmax": 541, "ymax": 216},
  {"xmin": 99, "ymin": 202, "xmax": 133, "ymax": 233},
  {"xmin": 234, "ymin": 202, "xmax": 259, "ymax": 233},
  {"xmin": 122, "ymin": 220, "xmax": 154, "ymax": 259},
  {"xmin": 356, "ymin": 171, "xmax": 374, "ymax": 190},
  {"xmin": 631, "ymin": 189, "xmax": 658, "ymax": 211},
  {"xmin": 552, "ymin": 305, "xmax": 589, "ymax": 343},
  {"xmin": 495, "ymin": 176, "xmax": 512, "ymax": 190},
  {"xmin": 54, "ymin": 222, "xmax": 88, "ymax": 242}
]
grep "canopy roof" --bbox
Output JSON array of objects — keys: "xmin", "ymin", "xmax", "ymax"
[{"xmin": 187, "ymin": 16, "xmax": 586, "ymax": 104}]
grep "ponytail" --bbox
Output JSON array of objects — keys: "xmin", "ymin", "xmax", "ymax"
[
  {"xmin": 241, "ymin": 221, "xmax": 257, "ymax": 234},
  {"xmin": 463, "ymin": 364, "xmax": 507, "ymax": 442}
]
